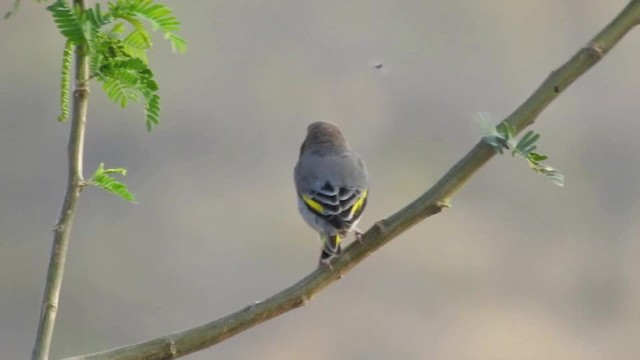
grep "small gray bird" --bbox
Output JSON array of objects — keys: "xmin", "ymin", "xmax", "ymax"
[{"xmin": 294, "ymin": 122, "xmax": 369, "ymax": 266}]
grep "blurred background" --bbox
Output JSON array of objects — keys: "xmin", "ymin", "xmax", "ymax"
[{"xmin": 1, "ymin": 1, "xmax": 640, "ymax": 359}]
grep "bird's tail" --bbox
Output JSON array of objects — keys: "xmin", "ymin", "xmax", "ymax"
[{"xmin": 319, "ymin": 234, "xmax": 342, "ymax": 263}]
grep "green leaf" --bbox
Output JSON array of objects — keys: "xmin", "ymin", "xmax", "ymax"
[
  {"xmin": 528, "ymin": 152, "xmax": 548, "ymax": 163},
  {"xmin": 3, "ymin": 0, "xmax": 45, "ymax": 19},
  {"xmin": 476, "ymin": 113, "xmax": 564, "ymax": 187},
  {"xmin": 477, "ymin": 113, "xmax": 513, "ymax": 154},
  {"xmin": 89, "ymin": 163, "xmax": 136, "ymax": 202},
  {"xmin": 47, "ymin": 0, "xmax": 186, "ymax": 130},
  {"xmin": 58, "ymin": 40, "xmax": 73, "ymax": 122},
  {"xmin": 4, "ymin": 0, "xmax": 20, "ymax": 19},
  {"xmin": 97, "ymin": 55, "xmax": 161, "ymax": 129},
  {"xmin": 475, "ymin": 112, "xmax": 496, "ymax": 134},
  {"xmin": 108, "ymin": 0, "xmax": 186, "ymax": 52},
  {"xmin": 103, "ymin": 78, "xmax": 141, "ymax": 107},
  {"xmin": 124, "ymin": 0, "xmax": 181, "ymax": 32},
  {"xmin": 530, "ymin": 163, "xmax": 565, "ymax": 187},
  {"xmin": 120, "ymin": 15, "xmax": 153, "ymax": 47},
  {"xmin": 514, "ymin": 130, "xmax": 540, "ymax": 156},
  {"xmin": 86, "ymin": 3, "xmax": 111, "ymax": 29},
  {"xmin": 145, "ymin": 93, "xmax": 160, "ymax": 130},
  {"xmin": 122, "ymin": 29, "xmax": 151, "ymax": 62},
  {"xmin": 47, "ymin": 0, "xmax": 86, "ymax": 45},
  {"xmin": 109, "ymin": 22, "xmax": 126, "ymax": 35},
  {"xmin": 496, "ymin": 122, "xmax": 515, "ymax": 142},
  {"xmin": 165, "ymin": 32, "xmax": 187, "ymax": 53}
]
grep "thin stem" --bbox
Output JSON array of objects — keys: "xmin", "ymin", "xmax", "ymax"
[
  {"xmin": 32, "ymin": 1, "xmax": 90, "ymax": 359},
  {"xmin": 63, "ymin": 1, "xmax": 640, "ymax": 359}
]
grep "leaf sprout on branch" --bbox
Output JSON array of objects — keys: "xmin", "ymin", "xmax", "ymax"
[{"xmin": 477, "ymin": 112, "xmax": 565, "ymax": 187}]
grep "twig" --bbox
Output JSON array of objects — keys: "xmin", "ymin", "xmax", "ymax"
[{"xmin": 32, "ymin": 1, "xmax": 90, "ymax": 359}]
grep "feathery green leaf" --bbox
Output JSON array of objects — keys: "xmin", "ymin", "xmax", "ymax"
[
  {"xmin": 89, "ymin": 163, "xmax": 136, "ymax": 202},
  {"xmin": 47, "ymin": 0, "xmax": 86, "ymax": 45},
  {"xmin": 97, "ymin": 56, "xmax": 161, "ymax": 129},
  {"xmin": 108, "ymin": 0, "xmax": 186, "ymax": 52},
  {"xmin": 58, "ymin": 40, "xmax": 73, "ymax": 122},
  {"xmin": 477, "ymin": 112, "xmax": 564, "ymax": 186},
  {"xmin": 45, "ymin": 0, "xmax": 185, "ymax": 130},
  {"xmin": 145, "ymin": 93, "xmax": 160, "ymax": 130},
  {"xmin": 4, "ymin": 0, "xmax": 20, "ymax": 19}
]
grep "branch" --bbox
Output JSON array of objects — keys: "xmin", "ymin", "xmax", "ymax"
[
  {"xmin": 32, "ymin": 1, "xmax": 90, "ymax": 359},
  {"xmin": 63, "ymin": 1, "xmax": 640, "ymax": 359}
]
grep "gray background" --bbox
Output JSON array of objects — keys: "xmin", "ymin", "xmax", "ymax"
[{"xmin": 2, "ymin": 1, "xmax": 640, "ymax": 359}]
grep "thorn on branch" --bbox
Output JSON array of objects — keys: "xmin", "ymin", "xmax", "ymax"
[
  {"xmin": 289, "ymin": 295, "xmax": 311, "ymax": 309},
  {"xmin": 249, "ymin": 300, "xmax": 262, "ymax": 310},
  {"xmin": 585, "ymin": 41, "xmax": 605, "ymax": 60},
  {"xmin": 427, "ymin": 203, "xmax": 445, "ymax": 217},
  {"xmin": 53, "ymin": 223, "xmax": 65, "ymax": 233},
  {"xmin": 436, "ymin": 201, "xmax": 451, "ymax": 210},
  {"xmin": 167, "ymin": 337, "xmax": 178, "ymax": 357},
  {"xmin": 373, "ymin": 220, "xmax": 389, "ymax": 235}
]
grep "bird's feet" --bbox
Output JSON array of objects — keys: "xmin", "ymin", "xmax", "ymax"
[
  {"xmin": 318, "ymin": 257, "xmax": 334, "ymax": 270},
  {"xmin": 354, "ymin": 228, "xmax": 364, "ymax": 244},
  {"xmin": 318, "ymin": 257, "xmax": 343, "ymax": 279}
]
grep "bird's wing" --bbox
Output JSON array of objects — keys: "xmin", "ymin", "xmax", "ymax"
[
  {"xmin": 299, "ymin": 181, "xmax": 368, "ymax": 232},
  {"xmin": 295, "ymin": 151, "xmax": 369, "ymax": 232}
]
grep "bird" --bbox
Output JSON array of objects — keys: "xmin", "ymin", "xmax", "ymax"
[{"xmin": 294, "ymin": 121, "xmax": 369, "ymax": 266}]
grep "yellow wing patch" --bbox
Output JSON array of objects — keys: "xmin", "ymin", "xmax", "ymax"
[
  {"xmin": 322, "ymin": 233, "xmax": 342, "ymax": 247},
  {"xmin": 302, "ymin": 194, "xmax": 324, "ymax": 213},
  {"xmin": 349, "ymin": 189, "xmax": 368, "ymax": 218}
]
